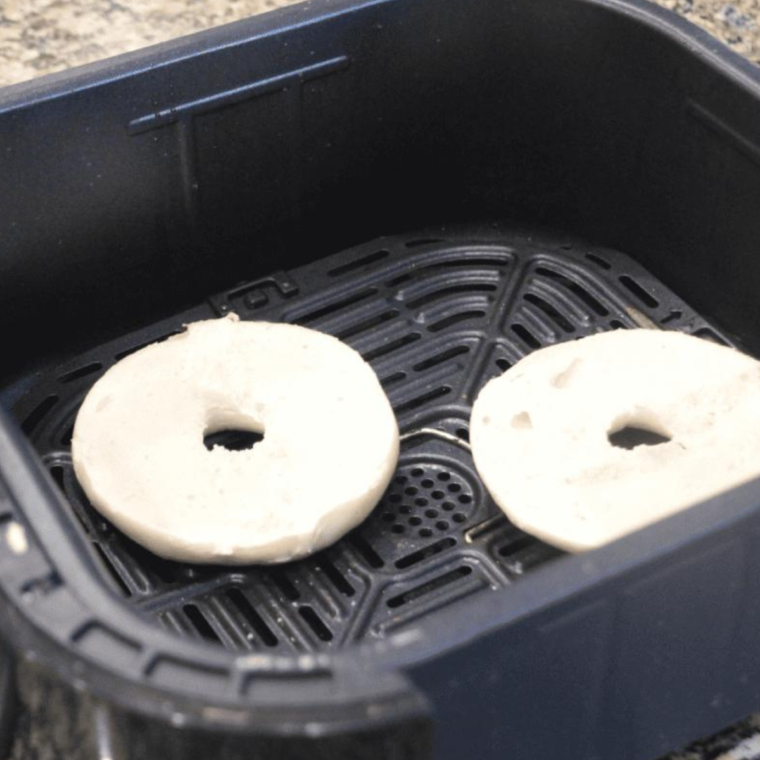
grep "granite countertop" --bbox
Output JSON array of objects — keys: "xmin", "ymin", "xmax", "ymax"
[
  {"xmin": 0, "ymin": 0, "xmax": 303, "ymax": 87},
  {"xmin": 2, "ymin": 0, "xmax": 760, "ymax": 759},
  {"xmin": 0, "ymin": 0, "xmax": 757, "ymax": 87},
  {"xmin": 660, "ymin": 0, "xmax": 759, "ymax": 60}
]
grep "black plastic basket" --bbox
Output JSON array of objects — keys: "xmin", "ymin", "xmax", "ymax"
[{"xmin": 1, "ymin": 1, "xmax": 760, "ymax": 758}]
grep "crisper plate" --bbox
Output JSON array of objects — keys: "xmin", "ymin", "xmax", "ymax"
[{"xmin": 10, "ymin": 224, "xmax": 732, "ymax": 654}]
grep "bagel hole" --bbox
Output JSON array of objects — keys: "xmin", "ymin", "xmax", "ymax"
[
  {"xmin": 607, "ymin": 425, "xmax": 671, "ymax": 450},
  {"xmin": 204, "ymin": 429, "xmax": 264, "ymax": 452}
]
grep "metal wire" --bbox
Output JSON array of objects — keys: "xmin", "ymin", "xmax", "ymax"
[{"xmin": 400, "ymin": 427, "xmax": 472, "ymax": 452}]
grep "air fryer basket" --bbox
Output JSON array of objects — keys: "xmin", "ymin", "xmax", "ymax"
[{"xmin": 2, "ymin": 0, "xmax": 760, "ymax": 758}]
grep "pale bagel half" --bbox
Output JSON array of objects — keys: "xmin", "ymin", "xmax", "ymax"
[
  {"xmin": 471, "ymin": 329, "xmax": 760, "ymax": 551},
  {"xmin": 72, "ymin": 315, "xmax": 399, "ymax": 564}
]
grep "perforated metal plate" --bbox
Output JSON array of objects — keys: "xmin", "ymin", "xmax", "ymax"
[{"xmin": 11, "ymin": 226, "xmax": 732, "ymax": 654}]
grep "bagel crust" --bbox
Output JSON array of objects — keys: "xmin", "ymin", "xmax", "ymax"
[
  {"xmin": 471, "ymin": 329, "xmax": 760, "ymax": 551},
  {"xmin": 72, "ymin": 315, "xmax": 399, "ymax": 564}
]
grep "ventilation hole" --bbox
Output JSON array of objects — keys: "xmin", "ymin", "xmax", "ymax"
[
  {"xmin": 388, "ymin": 256, "xmax": 507, "ymax": 286},
  {"xmin": 389, "ymin": 494, "xmax": 402, "ymax": 504},
  {"xmin": 535, "ymin": 267, "xmax": 609, "ymax": 316},
  {"xmin": 395, "ymin": 475, "xmax": 408, "ymax": 485},
  {"xmin": 337, "ymin": 310, "xmax": 400, "ymax": 341},
  {"xmin": 20, "ymin": 571, "xmax": 62, "ymax": 597},
  {"xmin": 495, "ymin": 358, "xmax": 512, "ymax": 371},
  {"xmin": 456, "ymin": 428, "xmax": 469, "ymax": 443},
  {"xmin": 437, "ymin": 472, "xmax": 451, "ymax": 481},
  {"xmin": 294, "ymin": 288, "xmax": 378, "ymax": 324},
  {"xmin": 388, "ymin": 273, "xmax": 414, "ymax": 287},
  {"xmin": 58, "ymin": 362, "xmax": 103, "ymax": 383},
  {"xmin": 115, "ymin": 330, "xmax": 183, "ymax": 360},
  {"xmin": 387, "ymin": 566, "xmax": 473, "ymax": 608},
  {"xmin": 395, "ymin": 537, "xmax": 456, "ymax": 569},
  {"xmin": 92, "ymin": 544, "xmax": 132, "ymax": 597},
  {"xmin": 694, "ymin": 327, "xmax": 728, "ymax": 345},
  {"xmin": 608, "ymin": 426, "xmax": 671, "ymax": 450},
  {"xmin": 154, "ymin": 563, "xmax": 179, "ymax": 586},
  {"xmin": 395, "ymin": 386, "xmax": 451, "ymax": 414},
  {"xmin": 619, "ymin": 275, "xmax": 658, "ymax": 308},
  {"xmin": 60, "ymin": 424, "xmax": 75, "ymax": 447},
  {"xmin": 453, "ymin": 513, "xmax": 466, "ymax": 523},
  {"xmin": 447, "ymin": 483, "xmax": 462, "ymax": 493},
  {"xmin": 226, "ymin": 589, "xmax": 278, "ymax": 646},
  {"xmin": 327, "ymin": 249, "xmax": 390, "ymax": 276},
  {"xmin": 432, "ymin": 490, "xmax": 444, "ymax": 500},
  {"xmin": 392, "ymin": 524, "xmax": 405, "ymax": 534},
  {"xmin": 399, "ymin": 505, "xmax": 412, "ymax": 515},
  {"xmin": 425, "ymin": 509, "xmax": 438, "ymax": 519},
  {"xmin": 298, "ymin": 606, "xmax": 333, "ymax": 642},
  {"xmin": 436, "ymin": 521, "xmax": 449, "ymax": 531},
  {"xmin": 134, "ymin": 548, "xmax": 176, "ymax": 584},
  {"xmin": 524, "ymin": 294, "xmax": 575, "ymax": 333},
  {"xmin": 498, "ymin": 535, "xmax": 536, "ymax": 558},
  {"xmin": 457, "ymin": 494, "xmax": 472, "ymax": 504},
  {"xmin": 585, "ymin": 253, "xmax": 611, "ymax": 270},
  {"xmin": 660, "ymin": 309, "xmax": 683, "ymax": 325},
  {"xmin": 318, "ymin": 558, "xmax": 355, "ymax": 597},
  {"xmin": 409, "ymin": 516, "xmax": 422, "ymax": 526},
  {"xmin": 382, "ymin": 513, "xmax": 395, "ymax": 522},
  {"xmin": 270, "ymin": 570, "xmax": 299, "ymax": 600},
  {"xmin": 49, "ymin": 465, "xmax": 66, "ymax": 492},
  {"xmin": 22, "ymin": 395, "xmax": 58, "ymax": 435},
  {"xmin": 442, "ymin": 502, "xmax": 455, "ymax": 511},
  {"xmin": 381, "ymin": 371, "xmax": 407, "ymax": 388},
  {"xmin": 413, "ymin": 345, "xmax": 471, "ymax": 372},
  {"xmin": 407, "ymin": 284, "xmax": 497, "ymax": 310},
  {"xmin": 363, "ymin": 333, "xmax": 421, "ymax": 362},
  {"xmin": 53, "ymin": 422, "xmax": 74, "ymax": 446},
  {"xmin": 183, "ymin": 605, "xmax": 221, "ymax": 643},
  {"xmin": 405, "ymin": 486, "xmax": 418, "ymax": 495},
  {"xmin": 419, "ymin": 528, "xmax": 433, "ymax": 538},
  {"xmin": 411, "ymin": 468, "xmax": 424, "ymax": 477},
  {"xmin": 350, "ymin": 535, "xmax": 384, "ymax": 568},
  {"xmin": 415, "ymin": 497, "xmax": 429, "ymax": 507},
  {"xmin": 428, "ymin": 311, "xmax": 487, "ymax": 333},
  {"xmin": 405, "ymin": 238, "xmax": 443, "ymax": 248},
  {"xmin": 610, "ymin": 319, "xmax": 626, "ymax": 329},
  {"xmin": 511, "ymin": 324, "xmax": 541, "ymax": 349},
  {"xmin": 204, "ymin": 429, "xmax": 263, "ymax": 452}
]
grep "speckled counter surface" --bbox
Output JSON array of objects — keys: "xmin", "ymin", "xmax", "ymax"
[
  {"xmin": 0, "ymin": 0, "xmax": 756, "ymax": 87},
  {"xmin": 0, "ymin": 0, "xmax": 303, "ymax": 86},
  {"xmin": 659, "ymin": 0, "xmax": 759, "ymax": 61},
  {"xmin": 2, "ymin": 0, "xmax": 760, "ymax": 758}
]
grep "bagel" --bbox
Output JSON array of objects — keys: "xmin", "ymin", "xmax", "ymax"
[
  {"xmin": 72, "ymin": 315, "xmax": 399, "ymax": 564},
  {"xmin": 470, "ymin": 329, "xmax": 760, "ymax": 551}
]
